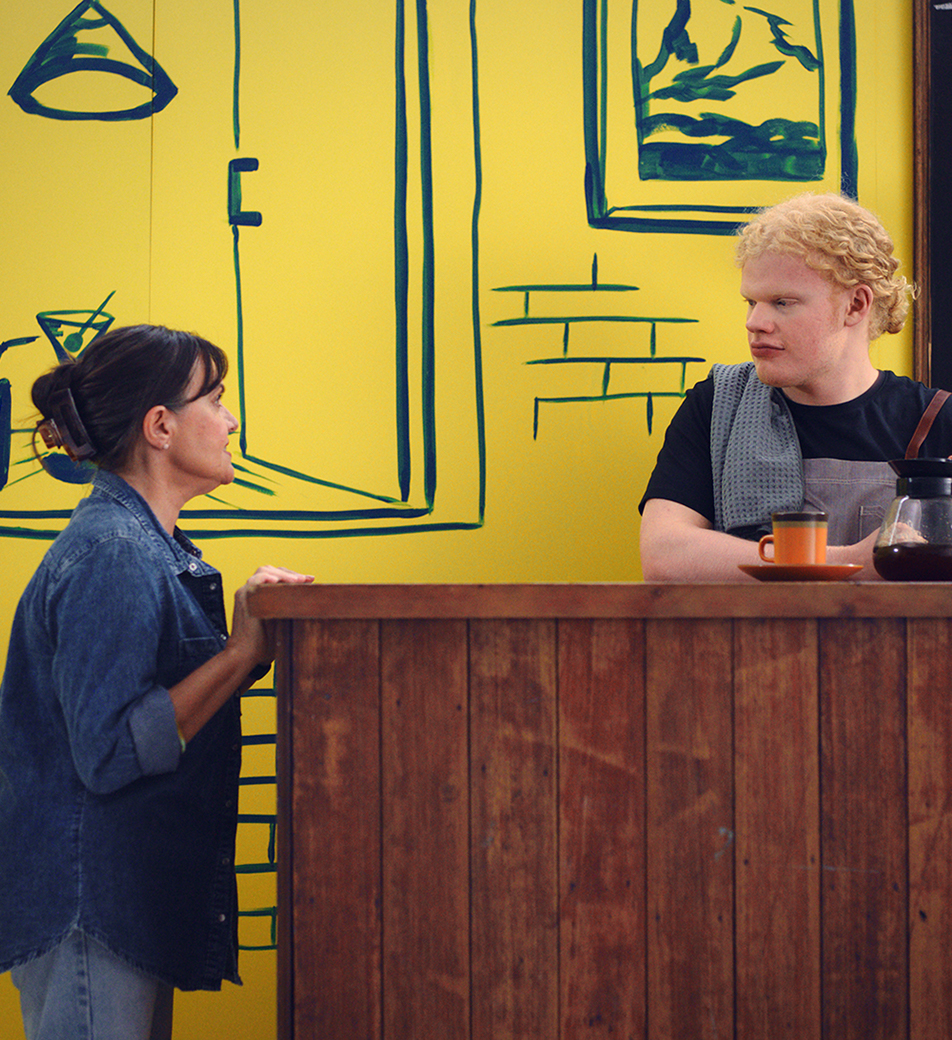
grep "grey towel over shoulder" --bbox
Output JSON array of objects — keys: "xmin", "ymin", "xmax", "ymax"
[{"xmin": 710, "ymin": 362, "xmax": 804, "ymax": 536}]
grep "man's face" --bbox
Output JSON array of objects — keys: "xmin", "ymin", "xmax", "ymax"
[{"xmin": 740, "ymin": 251, "xmax": 855, "ymax": 405}]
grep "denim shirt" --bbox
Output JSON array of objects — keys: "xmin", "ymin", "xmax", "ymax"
[{"xmin": 0, "ymin": 470, "xmax": 243, "ymax": 990}]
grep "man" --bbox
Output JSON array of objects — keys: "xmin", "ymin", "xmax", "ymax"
[{"xmin": 639, "ymin": 193, "xmax": 951, "ymax": 581}]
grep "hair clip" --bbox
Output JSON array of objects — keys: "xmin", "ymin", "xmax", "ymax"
[
  {"xmin": 43, "ymin": 387, "xmax": 97, "ymax": 462},
  {"xmin": 37, "ymin": 417, "xmax": 62, "ymax": 452}
]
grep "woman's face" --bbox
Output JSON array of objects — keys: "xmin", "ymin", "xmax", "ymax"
[{"xmin": 166, "ymin": 366, "xmax": 239, "ymax": 497}]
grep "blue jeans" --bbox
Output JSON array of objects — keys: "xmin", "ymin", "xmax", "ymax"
[{"xmin": 11, "ymin": 930, "xmax": 174, "ymax": 1040}]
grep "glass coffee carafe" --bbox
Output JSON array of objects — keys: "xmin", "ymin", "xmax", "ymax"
[{"xmin": 874, "ymin": 458, "xmax": 952, "ymax": 580}]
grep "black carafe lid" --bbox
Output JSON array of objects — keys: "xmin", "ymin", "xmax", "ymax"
[{"xmin": 889, "ymin": 458, "xmax": 952, "ymax": 497}]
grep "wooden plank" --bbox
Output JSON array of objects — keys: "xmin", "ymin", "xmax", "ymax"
[
  {"xmin": 645, "ymin": 618, "xmax": 734, "ymax": 1039},
  {"xmin": 275, "ymin": 620, "xmax": 294, "ymax": 1040},
  {"xmin": 288, "ymin": 620, "xmax": 382, "ymax": 1040},
  {"xmin": 380, "ymin": 619, "xmax": 471, "ymax": 1039},
  {"xmin": 819, "ymin": 618, "xmax": 908, "ymax": 1040},
  {"xmin": 908, "ymin": 618, "xmax": 952, "ymax": 1038},
  {"xmin": 558, "ymin": 619, "xmax": 647, "ymax": 1039},
  {"xmin": 469, "ymin": 619, "xmax": 558, "ymax": 1040},
  {"xmin": 250, "ymin": 581, "xmax": 952, "ymax": 623},
  {"xmin": 734, "ymin": 618, "xmax": 821, "ymax": 1038}
]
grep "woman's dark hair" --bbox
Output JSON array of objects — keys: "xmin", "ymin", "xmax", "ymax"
[{"xmin": 32, "ymin": 325, "xmax": 229, "ymax": 472}]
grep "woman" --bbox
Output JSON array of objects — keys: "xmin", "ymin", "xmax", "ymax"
[{"xmin": 0, "ymin": 325, "xmax": 312, "ymax": 1039}]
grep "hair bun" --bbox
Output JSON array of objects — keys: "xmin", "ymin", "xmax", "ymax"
[{"xmin": 32, "ymin": 361, "xmax": 74, "ymax": 418}]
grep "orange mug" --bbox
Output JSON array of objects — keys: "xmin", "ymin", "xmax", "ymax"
[{"xmin": 758, "ymin": 511, "xmax": 828, "ymax": 566}]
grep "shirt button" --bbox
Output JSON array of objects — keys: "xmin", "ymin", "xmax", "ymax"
[
  {"xmin": 188, "ymin": 562, "xmax": 197, "ymax": 572},
  {"xmin": 210, "ymin": 582, "xmax": 218, "ymax": 591},
  {"xmin": 218, "ymin": 913, "xmax": 226, "ymax": 923}
]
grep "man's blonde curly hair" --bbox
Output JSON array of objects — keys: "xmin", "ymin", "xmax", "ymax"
[{"xmin": 735, "ymin": 193, "xmax": 915, "ymax": 341}]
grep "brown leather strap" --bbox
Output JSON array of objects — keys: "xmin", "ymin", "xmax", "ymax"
[{"xmin": 906, "ymin": 389, "xmax": 952, "ymax": 458}]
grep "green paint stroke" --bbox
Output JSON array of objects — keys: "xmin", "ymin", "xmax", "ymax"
[
  {"xmin": 493, "ymin": 315, "xmax": 698, "ymax": 327},
  {"xmin": 837, "ymin": 0, "xmax": 857, "ymax": 194},
  {"xmin": 182, "ymin": 519, "xmax": 484, "ymax": 541},
  {"xmin": 415, "ymin": 0, "xmax": 437, "ymax": 508},
  {"xmin": 470, "ymin": 0, "xmax": 487, "ymax": 523},
  {"xmin": 0, "ymin": 337, "xmax": 39, "ymax": 360},
  {"xmin": 394, "ymin": 0, "xmax": 412, "ymax": 501},
  {"xmin": 0, "ymin": 380, "xmax": 10, "ymax": 491},
  {"xmin": 233, "ymin": 0, "xmax": 241, "ymax": 148}
]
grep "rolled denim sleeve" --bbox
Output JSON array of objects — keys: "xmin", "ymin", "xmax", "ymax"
[
  {"xmin": 128, "ymin": 685, "xmax": 182, "ymax": 775},
  {"xmin": 48, "ymin": 534, "xmax": 183, "ymax": 794}
]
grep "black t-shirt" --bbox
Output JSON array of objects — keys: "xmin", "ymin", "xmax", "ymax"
[{"xmin": 639, "ymin": 370, "xmax": 952, "ymax": 525}]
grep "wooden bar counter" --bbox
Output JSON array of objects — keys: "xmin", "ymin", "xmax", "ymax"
[{"xmin": 249, "ymin": 582, "xmax": 952, "ymax": 1040}]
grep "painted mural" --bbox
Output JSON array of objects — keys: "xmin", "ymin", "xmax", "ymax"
[{"xmin": 1, "ymin": 0, "xmax": 857, "ymax": 539}]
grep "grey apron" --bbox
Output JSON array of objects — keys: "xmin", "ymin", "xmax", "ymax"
[
  {"xmin": 804, "ymin": 388, "xmax": 951, "ymax": 546},
  {"xmin": 802, "ymin": 459, "xmax": 894, "ymax": 545}
]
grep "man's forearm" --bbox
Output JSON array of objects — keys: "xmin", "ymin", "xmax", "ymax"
[
  {"xmin": 639, "ymin": 499, "xmax": 883, "ymax": 581},
  {"xmin": 640, "ymin": 522, "xmax": 762, "ymax": 581}
]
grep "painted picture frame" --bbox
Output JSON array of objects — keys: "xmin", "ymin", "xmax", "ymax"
[{"xmin": 584, "ymin": 0, "xmax": 858, "ymax": 235}]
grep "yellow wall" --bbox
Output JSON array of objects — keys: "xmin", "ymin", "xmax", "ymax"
[{"xmin": 0, "ymin": 1, "xmax": 914, "ymax": 1036}]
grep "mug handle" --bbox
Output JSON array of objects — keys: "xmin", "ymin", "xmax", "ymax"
[{"xmin": 758, "ymin": 534, "xmax": 775, "ymax": 563}]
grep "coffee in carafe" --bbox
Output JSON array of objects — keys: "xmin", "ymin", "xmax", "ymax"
[{"xmin": 874, "ymin": 458, "xmax": 952, "ymax": 581}]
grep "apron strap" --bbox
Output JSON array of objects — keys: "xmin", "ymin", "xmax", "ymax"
[{"xmin": 905, "ymin": 389, "xmax": 951, "ymax": 458}]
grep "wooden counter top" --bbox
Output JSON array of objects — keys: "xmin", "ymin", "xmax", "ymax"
[{"xmin": 249, "ymin": 579, "xmax": 952, "ymax": 619}]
